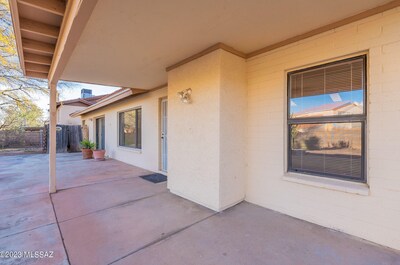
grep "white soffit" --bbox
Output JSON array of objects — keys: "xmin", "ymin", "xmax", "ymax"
[{"xmin": 61, "ymin": 0, "xmax": 393, "ymax": 89}]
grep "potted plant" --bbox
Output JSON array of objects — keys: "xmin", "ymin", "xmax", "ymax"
[
  {"xmin": 80, "ymin": 140, "xmax": 95, "ymax": 159},
  {"xmin": 93, "ymin": 144, "xmax": 106, "ymax": 161}
]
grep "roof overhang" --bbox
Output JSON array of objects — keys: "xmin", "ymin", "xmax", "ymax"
[
  {"xmin": 9, "ymin": 0, "xmax": 98, "ymax": 83},
  {"xmin": 70, "ymin": 88, "xmax": 147, "ymax": 117},
  {"xmin": 9, "ymin": 0, "xmax": 68, "ymax": 79},
  {"xmin": 56, "ymin": 94, "xmax": 108, "ymax": 107},
  {"xmin": 9, "ymin": 0, "xmax": 400, "ymax": 88},
  {"xmin": 57, "ymin": 98, "xmax": 91, "ymax": 108}
]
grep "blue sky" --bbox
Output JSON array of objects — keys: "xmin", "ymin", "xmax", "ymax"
[
  {"xmin": 290, "ymin": 90, "xmax": 364, "ymax": 114},
  {"xmin": 58, "ymin": 83, "xmax": 120, "ymax": 100}
]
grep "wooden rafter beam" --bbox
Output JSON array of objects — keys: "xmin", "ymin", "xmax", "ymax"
[
  {"xmin": 48, "ymin": 0, "xmax": 99, "ymax": 83},
  {"xmin": 9, "ymin": 0, "xmax": 25, "ymax": 74},
  {"xmin": 24, "ymin": 52, "xmax": 52, "ymax": 65},
  {"xmin": 22, "ymin": 38, "xmax": 55, "ymax": 55},
  {"xmin": 25, "ymin": 62, "xmax": 50, "ymax": 73},
  {"xmin": 26, "ymin": 71, "xmax": 48, "ymax": 79},
  {"xmin": 18, "ymin": 0, "xmax": 66, "ymax": 16},
  {"xmin": 20, "ymin": 18, "xmax": 60, "ymax": 39}
]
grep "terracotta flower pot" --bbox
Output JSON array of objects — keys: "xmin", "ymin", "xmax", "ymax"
[
  {"xmin": 93, "ymin": 150, "xmax": 106, "ymax": 161},
  {"xmin": 82, "ymin": 148, "xmax": 93, "ymax": 159}
]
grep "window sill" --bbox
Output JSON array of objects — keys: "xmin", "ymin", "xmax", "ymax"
[
  {"xmin": 117, "ymin": 146, "xmax": 142, "ymax": 154},
  {"xmin": 282, "ymin": 172, "xmax": 370, "ymax": 196}
]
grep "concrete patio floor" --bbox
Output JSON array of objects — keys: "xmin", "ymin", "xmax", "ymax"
[{"xmin": 0, "ymin": 153, "xmax": 399, "ymax": 265}]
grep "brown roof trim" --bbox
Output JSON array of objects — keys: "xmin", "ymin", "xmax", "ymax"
[
  {"xmin": 70, "ymin": 84, "xmax": 168, "ymax": 117},
  {"xmin": 70, "ymin": 88, "xmax": 148, "ymax": 117},
  {"xmin": 332, "ymin": 102, "xmax": 353, "ymax": 110},
  {"xmin": 166, "ymin": 1, "xmax": 400, "ymax": 71},
  {"xmin": 57, "ymin": 98, "xmax": 92, "ymax": 107},
  {"xmin": 84, "ymin": 94, "xmax": 109, "ymax": 102},
  {"xmin": 247, "ymin": 0, "xmax": 400, "ymax": 58},
  {"xmin": 57, "ymin": 94, "xmax": 110, "ymax": 107},
  {"xmin": 166, "ymin": 42, "xmax": 246, "ymax": 72}
]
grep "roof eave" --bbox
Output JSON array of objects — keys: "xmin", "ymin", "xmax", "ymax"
[
  {"xmin": 70, "ymin": 88, "xmax": 147, "ymax": 117},
  {"xmin": 8, "ymin": 0, "xmax": 25, "ymax": 75}
]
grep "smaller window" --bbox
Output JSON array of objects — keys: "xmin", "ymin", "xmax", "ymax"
[{"xmin": 118, "ymin": 108, "xmax": 142, "ymax": 149}]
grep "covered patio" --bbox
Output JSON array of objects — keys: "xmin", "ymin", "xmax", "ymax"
[{"xmin": 0, "ymin": 153, "xmax": 399, "ymax": 265}]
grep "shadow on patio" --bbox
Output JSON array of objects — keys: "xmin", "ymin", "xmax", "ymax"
[{"xmin": 0, "ymin": 153, "xmax": 399, "ymax": 265}]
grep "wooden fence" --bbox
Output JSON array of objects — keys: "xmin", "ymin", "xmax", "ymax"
[
  {"xmin": 44, "ymin": 125, "xmax": 82, "ymax": 153},
  {"xmin": 0, "ymin": 127, "xmax": 44, "ymax": 150},
  {"xmin": 0, "ymin": 125, "xmax": 82, "ymax": 154}
]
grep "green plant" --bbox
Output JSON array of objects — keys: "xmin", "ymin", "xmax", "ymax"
[{"xmin": 80, "ymin": 140, "xmax": 95, "ymax": 149}]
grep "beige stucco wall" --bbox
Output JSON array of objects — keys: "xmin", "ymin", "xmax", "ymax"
[
  {"xmin": 246, "ymin": 8, "xmax": 400, "ymax": 250},
  {"xmin": 167, "ymin": 49, "xmax": 246, "ymax": 211},
  {"xmin": 77, "ymin": 7, "xmax": 400, "ymax": 250},
  {"xmin": 81, "ymin": 88, "xmax": 167, "ymax": 172},
  {"xmin": 57, "ymin": 105, "xmax": 85, "ymax": 125},
  {"xmin": 219, "ymin": 51, "xmax": 247, "ymax": 208}
]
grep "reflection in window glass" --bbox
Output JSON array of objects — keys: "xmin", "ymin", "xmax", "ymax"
[
  {"xmin": 289, "ymin": 59, "xmax": 364, "ymax": 118},
  {"xmin": 119, "ymin": 108, "xmax": 142, "ymax": 149},
  {"xmin": 290, "ymin": 122, "xmax": 362, "ymax": 180},
  {"xmin": 288, "ymin": 55, "xmax": 366, "ymax": 182}
]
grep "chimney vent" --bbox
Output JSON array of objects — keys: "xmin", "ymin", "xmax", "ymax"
[{"xmin": 81, "ymin": 89, "xmax": 92, "ymax": 99}]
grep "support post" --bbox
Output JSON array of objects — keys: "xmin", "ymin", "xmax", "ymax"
[{"xmin": 49, "ymin": 82, "xmax": 57, "ymax": 193}]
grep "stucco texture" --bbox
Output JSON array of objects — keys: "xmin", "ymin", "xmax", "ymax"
[
  {"xmin": 57, "ymin": 105, "xmax": 85, "ymax": 125},
  {"xmin": 81, "ymin": 88, "xmax": 167, "ymax": 172},
  {"xmin": 167, "ymin": 50, "xmax": 246, "ymax": 211},
  {"xmin": 245, "ymin": 8, "xmax": 400, "ymax": 250}
]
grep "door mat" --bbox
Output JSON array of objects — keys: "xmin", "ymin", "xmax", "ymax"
[{"xmin": 140, "ymin": 173, "xmax": 167, "ymax": 183}]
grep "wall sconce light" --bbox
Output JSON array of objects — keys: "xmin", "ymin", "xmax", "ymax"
[{"xmin": 177, "ymin": 88, "xmax": 192, "ymax": 104}]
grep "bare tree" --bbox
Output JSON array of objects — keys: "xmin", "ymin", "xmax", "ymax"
[
  {"xmin": 0, "ymin": 0, "xmax": 74, "ymax": 129},
  {"xmin": 0, "ymin": 0, "xmax": 47, "ymax": 126}
]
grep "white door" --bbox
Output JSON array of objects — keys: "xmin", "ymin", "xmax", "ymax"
[{"xmin": 161, "ymin": 99, "xmax": 168, "ymax": 172}]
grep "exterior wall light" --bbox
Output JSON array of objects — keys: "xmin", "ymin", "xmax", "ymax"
[{"xmin": 177, "ymin": 88, "xmax": 192, "ymax": 103}]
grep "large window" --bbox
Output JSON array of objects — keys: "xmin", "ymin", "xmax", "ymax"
[
  {"xmin": 118, "ymin": 108, "xmax": 142, "ymax": 149},
  {"xmin": 288, "ymin": 56, "xmax": 366, "ymax": 182}
]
